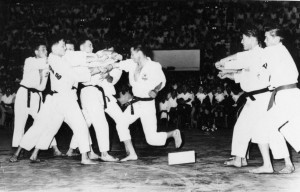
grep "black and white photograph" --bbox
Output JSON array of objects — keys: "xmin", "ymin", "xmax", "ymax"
[{"xmin": 0, "ymin": 0, "xmax": 300, "ymax": 191}]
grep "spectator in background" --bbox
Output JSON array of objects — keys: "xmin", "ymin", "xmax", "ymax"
[
  {"xmin": 177, "ymin": 84, "xmax": 194, "ymax": 130},
  {"xmin": 211, "ymin": 85, "xmax": 228, "ymax": 129},
  {"xmin": 193, "ymin": 85, "xmax": 212, "ymax": 131},
  {"xmin": 227, "ymin": 84, "xmax": 246, "ymax": 127},
  {"xmin": 116, "ymin": 84, "xmax": 133, "ymax": 111},
  {"xmin": 158, "ymin": 94, "xmax": 170, "ymax": 130},
  {"xmin": 167, "ymin": 89, "xmax": 178, "ymax": 127},
  {"xmin": 0, "ymin": 86, "xmax": 15, "ymax": 128}
]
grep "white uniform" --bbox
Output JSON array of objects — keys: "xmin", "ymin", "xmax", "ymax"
[
  {"xmin": 19, "ymin": 51, "xmax": 92, "ymax": 153},
  {"xmin": 117, "ymin": 58, "xmax": 167, "ymax": 146},
  {"xmin": 12, "ymin": 57, "xmax": 57, "ymax": 148},
  {"xmin": 259, "ymin": 43, "xmax": 300, "ymax": 156},
  {"xmin": 70, "ymin": 67, "xmax": 128, "ymax": 153},
  {"xmin": 223, "ymin": 46, "xmax": 271, "ymax": 158}
]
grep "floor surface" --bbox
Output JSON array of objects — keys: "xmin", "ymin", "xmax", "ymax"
[{"xmin": 1, "ymin": 123, "xmax": 300, "ymax": 192}]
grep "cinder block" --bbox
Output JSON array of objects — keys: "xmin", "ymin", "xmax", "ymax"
[{"xmin": 168, "ymin": 151, "xmax": 195, "ymax": 165}]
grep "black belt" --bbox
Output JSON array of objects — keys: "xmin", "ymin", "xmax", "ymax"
[
  {"xmin": 83, "ymin": 85, "xmax": 108, "ymax": 109},
  {"xmin": 20, "ymin": 84, "xmax": 42, "ymax": 112},
  {"xmin": 267, "ymin": 83, "xmax": 298, "ymax": 110},
  {"xmin": 49, "ymin": 90, "xmax": 58, "ymax": 95},
  {"xmin": 124, "ymin": 96, "xmax": 154, "ymax": 114},
  {"xmin": 244, "ymin": 88, "xmax": 269, "ymax": 101}
]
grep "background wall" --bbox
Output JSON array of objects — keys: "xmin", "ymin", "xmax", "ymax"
[{"xmin": 153, "ymin": 50, "xmax": 200, "ymax": 71}]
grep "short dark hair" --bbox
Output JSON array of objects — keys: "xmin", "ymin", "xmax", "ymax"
[
  {"xmin": 241, "ymin": 23, "xmax": 260, "ymax": 39},
  {"xmin": 48, "ymin": 34, "xmax": 65, "ymax": 48},
  {"xmin": 131, "ymin": 41, "xmax": 153, "ymax": 58},
  {"xmin": 264, "ymin": 23, "xmax": 285, "ymax": 40},
  {"xmin": 65, "ymin": 39, "xmax": 74, "ymax": 45},
  {"xmin": 31, "ymin": 40, "xmax": 46, "ymax": 52}
]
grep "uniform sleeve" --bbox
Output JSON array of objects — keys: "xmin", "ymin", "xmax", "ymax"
[
  {"xmin": 224, "ymin": 51, "xmax": 253, "ymax": 70},
  {"xmin": 109, "ymin": 68, "xmax": 123, "ymax": 85},
  {"xmin": 117, "ymin": 59, "xmax": 136, "ymax": 72},
  {"xmin": 24, "ymin": 57, "xmax": 48, "ymax": 70},
  {"xmin": 233, "ymin": 72, "xmax": 243, "ymax": 83},
  {"xmin": 64, "ymin": 51, "xmax": 87, "ymax": 67},
  {"xmin": 150, "ymin": 63, "xmax": 166, "ymax": 91},
  {"xmin": 72, "ymin": 66, "xmax": 91, "ymax": 83}
]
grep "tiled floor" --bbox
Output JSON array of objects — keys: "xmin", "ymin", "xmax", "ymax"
[{"xmin": 0, "ymin": 125, "xmax": 300, "ymax": 192}]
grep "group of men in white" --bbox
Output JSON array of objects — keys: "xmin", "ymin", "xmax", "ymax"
[
  {"xmin": 216, "ymin": 23, "xmax": 300, "ymax": 174},
  {"xmin": 8, "ymin": 22, "xmax": 300, "ymax": 173},
  {"xmin": 9, "ymin": 35, "xmax": 182, "ymax": 165}
]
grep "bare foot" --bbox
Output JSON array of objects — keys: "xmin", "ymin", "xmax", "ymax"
[
  {"xmin": 120, "ymin": 154, "xmax": 138, "ymax": 162},
  {"xmin": 249, "ymin": 166, "xmax": 274, "ymax": 174},
  {"xmin": 66, "ymin": 151, "xmax": 80, "ymax": 157},
  {"xmin": 241, "ymin": 158, "xmax": 248, "ymax": 166},
  {"xmin": 9, "ymin": 154, "xmax": 18, "ymax": 163},
  {"xmin": 278, "ymin": 165, "xmax": 295, "ymax": 174},
  {"xmin": 29, "ymin": 156, "xmax": 38, "ymax": 161},
  {"xmin": 88, "ymin": 152, "xmax": 100, "ymax": 160},
  {"xmin": 173, "ymin": 129, "xmax": 182, "ymax": 148},
  {"xmin": 29, "ymin": 156, "xmax": 44, "ymax": 163},
  {"xmin": 100, "ymin": 154, "xmax": 119, "ymax": 162},
  {"xmin": 53, "ymin": 151, "xmax": 64, "ymax": 157},
  {"xmin": 224, "ymin": 157, "xmax": 247, "ymax": 167},
  {"xmin": 81, "ymin": 159, "xmax": 99, "ymax": 165},
  {"xmin": 224, "ymin": 159, "xmax": 242, "ymax": 167}
]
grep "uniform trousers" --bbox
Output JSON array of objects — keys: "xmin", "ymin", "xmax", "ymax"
[
  {"xmin": 231, "ymin": 92, "xmax": 271, "ymax": 158},
  {"xmin": 257, "ymin": 88, "xmax": 300, "ymax": 157},
  {"xmin": 123, "ymin": 100, "xmax": 167, "ymax": 146},
  {"xmin": 13, "ymin": 87, "xmax": 57, "ymax": 148},
  {"xmin": 70, "ymin": 86, "xmax": 129, "ymax": 152},
  {"xmin": 20, "ymin": 94, "xmax": 90, "ymax": 153}
]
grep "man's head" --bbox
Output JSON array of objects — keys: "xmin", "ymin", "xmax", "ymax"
[
  {"xmin": 49, "ymin": 35, "xmax": 66, "ymax": 57},
  {"xmin": 65, "ymin": 39, "xmax": 75, "ymax": 51},
  {"xmin": 241, "ymin": 23, "xmax": 260, "ymax": 51},
  {"xmin": 198, "ymin": 85, "xmax": 204, "ymax": 93},
  {"xmin": 34, "ymin": 44, "xmax": 48, "ymax": 58},
  {"xmin": 130, "ymin": 42, "xmax": 152, "ymax": 63},
  {"xmin": 171, "ymin": 89, "xmax": 177, "ymax": 98},
  {"xmin": 79, "ymin": 39, "xmax": 93, "ymax": 53},
  {"xmin": 264, "ymin": 24, "xmax": 284, "ymax": 47}
]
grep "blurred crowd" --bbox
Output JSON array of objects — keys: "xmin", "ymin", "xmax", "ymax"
[{"xmin": 1, "ymin": 0, "xmax": 300, "ymax": 131}]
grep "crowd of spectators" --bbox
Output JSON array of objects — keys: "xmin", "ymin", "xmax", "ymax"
[
  {"xmin": 156, "ymin": 72, "xmax": 248, "ymax": 132},
  {"xmin": 1, "ymin": 0, "xmax": 300, "ymax": 131}
]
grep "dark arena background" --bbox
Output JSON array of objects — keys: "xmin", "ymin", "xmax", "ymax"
[{"xmin": 1, "ymin": 0, "xmax": 300, "ymax": 191}]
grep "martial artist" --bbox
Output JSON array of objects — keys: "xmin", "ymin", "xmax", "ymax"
[
  {"xmin": 69, "ymin": 39, "xmax": 125, "ymax": 161},
  {"xmin": 250, "ymin": 25, "xmax": 298, "ymax": 174},
  {"xmin": 216, "ymin": 24, "xmax": 271, "ymax": 168},
  {"xmin": 9, "ymin": 43, "xmax": 62, "ymax": 162},
  {"xmin": 18, "ymin": 36, "xmax": 110, "ymax": 164},
  {"xmin": 106, "ymin": 43, "xmax": 182, "ymax": 161}
]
